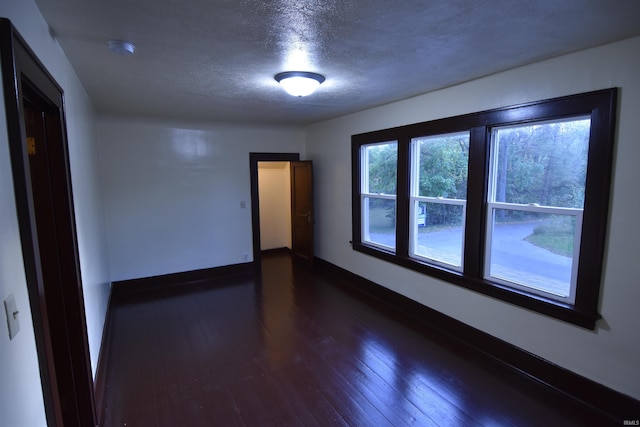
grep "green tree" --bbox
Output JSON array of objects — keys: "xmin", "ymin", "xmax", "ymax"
[
  {"xmin": 416, "ymin": 134, "xmax": 469, "ymax": 226},
  {"xmin": 417, "ymin": 135, "xmax": 468, "ymax": 199},
  {"xmin": 367, "ymin": 143, "xmax": 397, "ymax": 194},
  {"xmin": 366, "ymin": 143, "xmax": 398, "ymax": 226},
  {"xmin": 495, "ymin": 118, "xmax": 589, "ymax": 221}
]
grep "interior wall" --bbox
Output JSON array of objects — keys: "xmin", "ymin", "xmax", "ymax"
[
  {"xmin": 258, "ymin": 162, "xmax": 292, "ymax": 250},
  {"xmin": 0, "ymin": 0, "xmax": 111, "ymax": 425},
  {"xmin": 98, "ymin": 116, "xmax": 304, "ymax": 282},
  {"xmin": 305, "ymin": 36, "xmax": 640, "ymax": 400}
]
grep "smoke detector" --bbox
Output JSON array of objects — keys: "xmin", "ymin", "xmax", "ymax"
[{"xmin": 108, "ymin": 40, "xmax": 135, "ymax": 56}]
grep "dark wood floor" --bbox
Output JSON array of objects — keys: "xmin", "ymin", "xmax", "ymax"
[{"xmin": 100, "ymin": 253, "xmax": 614, "ymax": 426}]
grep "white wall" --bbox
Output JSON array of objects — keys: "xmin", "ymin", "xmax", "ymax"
[
  {"xmin": 98, "ymin": 117, "xmax": 304, "ymax": 282},
  {"xmin": 0, "ymin": 0, "xmax": 111, "ymax": 425},
  {"xmin": 258, "ymin": 162, "xmax": 292, "ymax": 250},
  {"xmin": 306, "ymin": 36, "xmax": 640, "ymax": 400}
]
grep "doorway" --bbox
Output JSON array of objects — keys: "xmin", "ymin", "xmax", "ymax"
[
  {"xmin": 257, "ymin": 161, "xmax": 292, "ymax": 252},
  {"xmin": 250, "ymin": 153, "xmax": 314, "ymax": 267},
  {"xmin": 1, "ymin": 19, "xmax": 96, "ymax": 426},
  {"xmin": 249, "ymin": 153, "xmax": 299, "ymax": 266}
]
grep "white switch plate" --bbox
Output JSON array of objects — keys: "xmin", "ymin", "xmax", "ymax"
[{"xmin": 4, "ymin": 294, "xmax": 20, "ymax": 340}]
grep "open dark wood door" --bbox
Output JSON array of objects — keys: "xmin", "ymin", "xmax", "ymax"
[{"xmin": 290, "ymin": 161, "xmax": 314, "ymax": 264}]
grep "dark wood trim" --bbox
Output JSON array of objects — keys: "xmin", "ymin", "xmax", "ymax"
[
  {"xmin": 249, "ymin": 152, "xmax": 300, "ymax": 268},
  {"xmin": 1, "ymin": 18, "xmax": 96, "ymax": 427},
  {"xmin": 93, "ymin": 289, "xmax": 114, "ymax": 427},
  {"xmin": 395, "ymin": 136, "xmax": 410, "ymax": 257},
  {"xmin": 351, "ymin": 88, "xmax": 617, "ymax": 329},
  {"xmin": 463, "ymin": 126, "xmax": 489, "ymax": 278},
  {"xmin": 314, "ymin": 257, "xmax": 640, "ymax": 423},
  {"xmin": 351, "ymin": 141, "xmax": 362, "ymax": 247},
  {"xmin": 574, "ymin": 89, "xmax": 618, "ymax": 311},
  {"xmin": 0, "ymin": 21, "xmax": 61, "ymax": 425},
  {"xmin": 111, "ymin": 262, "xmax": 255, "ymax": 300}
]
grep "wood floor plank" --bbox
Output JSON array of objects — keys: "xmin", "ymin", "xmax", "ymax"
[{"xmin": 99, "ymin": 253, "xmax": 615, "ymax": 426}]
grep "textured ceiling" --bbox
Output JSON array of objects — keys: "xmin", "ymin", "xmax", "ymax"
[{"xmin": 34, "ymin": 0, "xmax": 640, "ymax": 125}]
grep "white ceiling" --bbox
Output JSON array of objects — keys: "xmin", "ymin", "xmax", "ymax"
[{"xmin": 34, "ymin": 0, "xmax": 640, "ymax": 126}]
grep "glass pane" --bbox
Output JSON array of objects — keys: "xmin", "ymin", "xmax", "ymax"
[
  {"xmin": 413, "ymin": 201, "xmax": 464, "ymax": 267},
  {"xmin": 487, "ymin": 209, "xmax": 577, "ymax": 298},
  {"xmin": 412, "ymin": 132, "xmax": 469, "ymax": 198},
  {"xmin": 364, "ymin": 142, "xmax": 397, "ymax": 195},
  {"xmin": 363, "ymin": 197, "xmax": 396, "ymax": 249},
  {"xmin": 492, "ymin": 118, "xmax": 590, "ymax": 208}
]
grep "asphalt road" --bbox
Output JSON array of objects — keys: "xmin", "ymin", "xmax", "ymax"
[{"xmin": 369, "ymin": 221, "xmax": 573, "ymax": 296}]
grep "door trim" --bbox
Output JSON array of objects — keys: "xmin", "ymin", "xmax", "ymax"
[
  {"xmin": 249, "ymin": 152, "xmax": 300, "ymax": 267},
  {"xmin": 0, "ymin": 19, "xmax": 96, "ymax": 426}
]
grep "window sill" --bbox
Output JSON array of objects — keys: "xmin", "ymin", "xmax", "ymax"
[{"xmin": 353, "ymin": 242, "xmax": 600, "ymax": 329}]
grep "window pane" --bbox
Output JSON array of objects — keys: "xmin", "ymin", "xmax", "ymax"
[
  {"xmin": 410, "ymin": 132, "xmax": 469, "ymax": 269},
  {"xmin": 413, "ymin": 201, "xmax": 464, "ymax": 268},
  {"xmin": 491, "ymin": 118, "xmax": 590, "ymax": 208},
  {"xmin": 363, "ymin": 197, "xmax": 396, "ymax": 249},
  {"xmin": 487, "ymin": 209, "xmax": 577, "ymax": 298},
  {"xmin": 363, "ymin": 142, "xmax": 397, "ymax": 195},
  {"xmin": 413, "ymin": 132, "xmax": 469, "ymax": 198}
]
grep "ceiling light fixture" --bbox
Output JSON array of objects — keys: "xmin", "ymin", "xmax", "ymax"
[
  {"xmin": 108, "ymin": 39, "xmax": 135, "ymax": 56},
  {"xmin": 275, "ymin": 71, "xmax": 325, "ymax": 97}
]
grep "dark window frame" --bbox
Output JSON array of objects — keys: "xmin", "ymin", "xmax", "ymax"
[{"xmin": 351, "ymin": 88, "xmax": 617, "ymax": 329}]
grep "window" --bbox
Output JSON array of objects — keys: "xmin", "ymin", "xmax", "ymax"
[
  {"xmin": 485, "ymin": 118, "xmax": 589, "ymax": 303},
  {"xmin": 360, "ymin": 141, "xmax": 398, "ymax": 251},
  {"xmin": 352, "ymin": 89, "xmax": 617, "ymax": 329},
  {"xmin": 410, "ymin": 132, "xmax": 469, "ymax": 270}
]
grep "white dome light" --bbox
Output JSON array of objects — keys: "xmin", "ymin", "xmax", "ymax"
[{"xmin": 275, "ymin": 71, "xmax": 325, "ymax": 97}]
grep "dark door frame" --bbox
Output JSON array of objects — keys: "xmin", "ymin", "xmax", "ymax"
[
  {"xmin": 249, "ymin": 152, "xmax": 300, "ymax": 267},
  {"xmin": 0, "ymin": 19, "xmax": 96, "ymax": 426}
]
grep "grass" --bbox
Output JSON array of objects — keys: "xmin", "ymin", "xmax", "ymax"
[
  {"xmin": 417, "ymin": 224, "xmax": 461, "ymax": 233},
  {"xmin": 525, "ymin": 233, "xmax": 573, "ymax": 257}
]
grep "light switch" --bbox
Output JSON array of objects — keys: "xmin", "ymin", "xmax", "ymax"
[
  {"xmin": 240, "ymin": 200, "xmax": 246, "ymax": 209},
  {"xmin": 4, "ymin": 294, "xmax": 20, "ymax": 340}
]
